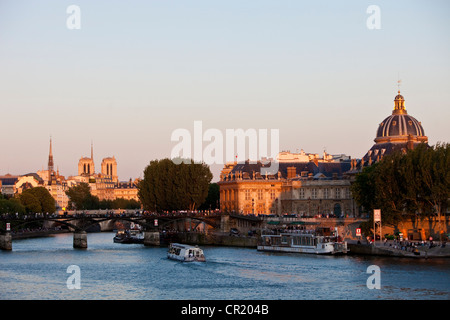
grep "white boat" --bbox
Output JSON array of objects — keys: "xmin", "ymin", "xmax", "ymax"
[
  {"xmin": 167, "ymin": 243, "xmax": 206, "ymax": 262},
  {"xmin": 257, "ymin": 231, "xmax": 348, "ymax": 255}
]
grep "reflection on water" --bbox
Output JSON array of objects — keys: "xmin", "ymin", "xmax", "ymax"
[{"xmin": 0, "ymin": 232, "xmax": 449, "ymax": 300}]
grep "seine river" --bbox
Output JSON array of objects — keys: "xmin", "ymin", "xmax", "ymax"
[{"xmin": 1, "ymin": 232, "xmax": 449, "ymax": 300}]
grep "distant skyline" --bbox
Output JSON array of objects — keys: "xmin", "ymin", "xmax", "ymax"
[{"xmin": 1, "ymin": 0, "xmax": 449, "ymax": 182}]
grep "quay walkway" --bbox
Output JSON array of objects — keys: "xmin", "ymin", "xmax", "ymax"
[{"xmin": 348, "ymin": 240, "xmax": 450, "ymax": 258}]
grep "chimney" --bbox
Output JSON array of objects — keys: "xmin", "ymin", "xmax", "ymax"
[{"xmin": 287, "ymin": 166, "xmax": 296, "ymax": 179}]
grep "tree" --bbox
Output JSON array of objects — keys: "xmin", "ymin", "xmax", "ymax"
[
  {"xmin": 406, "ymin": 143, "xmax": 449, "ymax": 240},
  {"xmin": 371, "ymin": 151, "xmax": 409, "ymax": 226},
  {"xmin": 199, "ymin": 183, "xmax": 220, "ymax": 210},
  {"xmin": 351, "ymin": 163, "xmax": 378, "ymax": 216},
  {"xmin": 19, "ymin": 192, "xmax": 42, "ymax": 213},
  {"xmin": 19, "ymin": 187, "xmax": 56, "ymax": 214},
  {"xmin": 26, "ymin": 187, "xmax": 56, "ymax": 213},
  {"xmin": 351, "ymin": 153, "xmax": 406, "ymax": 231},
  {"xmin": 65, "ymin": 183, "xmax": 99, "ymax": 210},
  {"xmin": 0, "ymin": 198, "xmax": 26, "ymax": 215},
  {"xmin": 352, "ymin": 143, "xmax": 449, "ymax": 239},
  {"xmin": 138, "ymin": 158, "xmax": 213, "ymax": 212}
]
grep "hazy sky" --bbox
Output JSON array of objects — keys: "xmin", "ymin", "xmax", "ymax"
[{"xmin": 0, "ymin": 0, "xmax": 449, "ymax": 182}]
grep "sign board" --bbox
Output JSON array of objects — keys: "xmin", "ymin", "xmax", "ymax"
[
  {"xmin": 356, "ymin": 228, "xmax": 361, "ymax": 237},
  {"xmin": 6, "ymin": 223, "xmax": 10, "ymax": 231},
  {"xmin": 154, "ymin": 219, "xmax": 158, "ymax": 227},
  {"xmin": 374, "ymin": 209, "xmax": 381, "ymax": 222}
]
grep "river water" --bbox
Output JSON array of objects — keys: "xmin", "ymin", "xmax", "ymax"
[{"xmin": 1, "ymin": 232, "xmax": 449, "ymax": 300}]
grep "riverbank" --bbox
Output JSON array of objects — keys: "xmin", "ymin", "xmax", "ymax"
[
  {"xmin": 10, "ymin": 229, "xmax": 450, "ymax": 259},
  {"xmin": 348, "ymin": 241, "xmax": 450, "ymax": 259},
  {"xmin": 174, "ymin": 232, "xmax": 450, "ymax": 259},
  {"xmin": 166, "ymin": 231, "xmax": 258, "ymax": 248}
]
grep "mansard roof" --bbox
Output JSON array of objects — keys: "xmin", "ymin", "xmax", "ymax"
[{"xmin": 230, "ymin": 160, "xmax": 351, "ymax": 179}]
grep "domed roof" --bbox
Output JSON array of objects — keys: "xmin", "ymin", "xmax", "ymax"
[
  {"xmin": 360, "ymin": 89, "xmax": 429, "ymax": 168},
  {"xmin": 376, "ymin": 113, "xmax": 424, "ymax": 139},
  {"xmin": 374, "ymin": 91, "xmax": 426, "ymax": 143},
  {"xmin": 394, "ymin": 93, "xmax": 404, "ymax": 101}
]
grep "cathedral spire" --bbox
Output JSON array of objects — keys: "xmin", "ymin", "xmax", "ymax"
[
  {"xmin": 91, "ymin": 140, "xmax": 94, "ymax": 160},
  {"xmin": 48, "ymin": 136, "xmax": 54, "ymax": 172}
]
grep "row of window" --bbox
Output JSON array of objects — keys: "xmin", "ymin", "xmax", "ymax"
[
  {"xmin": 223, "ymin": 187, "xmax": 352, "ymax": 203},
  {"xmin": 244, "ymin": 189, "xmax": 276, "ymax": 201},
  {"xmin": 237, "ymin": 188, "xmax": 350, "ymax": 200},
  {"xmin": 302, "ymin": 188, "xmax": 350, "ymax": 199}
]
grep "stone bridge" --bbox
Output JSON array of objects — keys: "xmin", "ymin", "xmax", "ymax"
[{"xmin": 0, "ymin": 213, "xmax": 261, "ymax": 250}]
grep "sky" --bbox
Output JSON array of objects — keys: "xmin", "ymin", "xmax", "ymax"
[{"xmin": 0, "ymin": 0, "xmax": 449, "ymax": 182}]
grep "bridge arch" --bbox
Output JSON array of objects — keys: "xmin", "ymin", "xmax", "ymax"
[
  {"xmin": 157, "ymin": 217, "xmax": 219, "ymax": 231},
  {"xmin": 0, "ymin": 218, "xmax": 83, "ymax": 233},
  {"xmin": 0, "ymin": 216, "xmax": 160, "ymax": 234}
]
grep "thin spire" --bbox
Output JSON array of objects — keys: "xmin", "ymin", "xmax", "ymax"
[
  {"xmin": 49, "ymin": 135, "xmax": 53, "ymax": 157},
  {"xmin": 48, "ymin": 136, "xmax": 54, "ymax": 172},
  {"xmin": 91, "ymin": 140, "xmax": 93, "ymax": 160}
]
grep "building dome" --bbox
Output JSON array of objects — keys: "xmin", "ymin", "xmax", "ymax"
[
  {"xmin": 394, "ymin": 93, "xmax": 404, "ymax": 101},
  {"xmin": 359, "ymin": 90, "xmax": 429, "ymax": 168},
  {"xmin": 374, "ymin": 91, "xmax": 426, "ymax": 144}
]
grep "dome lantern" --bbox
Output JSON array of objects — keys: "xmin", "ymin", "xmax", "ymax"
[{"xmin": 393, "ymin": 90, "xmax": 406, "ymax": 114}]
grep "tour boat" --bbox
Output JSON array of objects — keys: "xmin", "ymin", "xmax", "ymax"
[
  {"xmin": 167, "ymin": 243, "xmax": 206, "ymax": 262},
  {"xmin": 257, "ymin": 231, "xmax": 348, "ymax": 255}
]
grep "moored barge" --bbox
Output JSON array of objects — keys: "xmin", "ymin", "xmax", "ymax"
[{"xmin": 258, "ymin": 230, "xmax": 348, "ymax": 255}]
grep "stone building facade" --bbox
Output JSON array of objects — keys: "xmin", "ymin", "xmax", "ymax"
[{"xmin": 218, "ymin": 154, "xmax": 360, "ymax": 217}]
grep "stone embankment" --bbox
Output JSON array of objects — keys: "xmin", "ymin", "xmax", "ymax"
[
  {"xmin": 348, "ymin": 241, "xmax": 450, "ymax": 258},
  {"xmin": 175, "ymin": 231, "xmax": 258, "ymax": 248}
]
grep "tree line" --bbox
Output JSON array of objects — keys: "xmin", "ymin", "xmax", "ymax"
[
  {"xmin": 1, "ymin": 157, "xmax": 219, "ymax": 216},
  {"xmin": 351, "ymin": 143, "xmax": 449, "ymax": 240},
  {"xmin": 0, "ymin": 187, "xmax": 56, "ymax": 215},
  {"xmin": 65, "ymin": 182, "xmax": 140, "ymax": 210}
]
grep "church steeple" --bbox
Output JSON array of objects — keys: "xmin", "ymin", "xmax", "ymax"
[{"xmin": 48, "ymin": 136, "xmax": 54, "ymax": 172}]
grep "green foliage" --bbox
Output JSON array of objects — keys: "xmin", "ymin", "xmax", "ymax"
[
  {"xmin": 19, "ymin": 187, "xmax": 56, "ymax": 213},
  {"xmin": 66, "ymin": 183, "xmax": 141, "ymax": 210},
  {"xmin": 351, "ymin": 163, "xmax": 378, "ymax": 215},
  {"xmin": 138, "ymin": 158, "xmax": 213, "ymax": 211},
  {"xmin": 65, "ymin": 182, "xmax": 99, "ymax": 210},
  {"xmin": 352, "ymin": 143, "xmax": 449, "ymax": 230},
  {"xmin": 99, "ymin": 198, "xmax": 141, "ymax": 210},
  {"xmin": 19, "ymin": 192, "xmax": 42, "ymax": 213},
  {"xmin": 0, "ymin": 198, "xmax": 26, "ymax": 215},
  {"xmin": 198, "ymin": 183, "xmax": 220, "ymax": 210}
]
